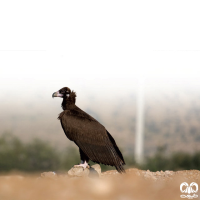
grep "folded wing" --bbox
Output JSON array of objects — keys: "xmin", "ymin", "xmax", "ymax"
[{"xmin": 59, "ymin": 106, "xmax": 125, "ymax": 173}]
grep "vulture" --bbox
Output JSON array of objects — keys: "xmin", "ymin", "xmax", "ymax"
[{"xmin": 52, "ymin": 87, "xmax": 125, "ymax": 173}]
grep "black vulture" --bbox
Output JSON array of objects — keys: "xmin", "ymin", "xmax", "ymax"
[{"xmin": 52, "ymin": 87, "xmax": 125, "ymax": 173}]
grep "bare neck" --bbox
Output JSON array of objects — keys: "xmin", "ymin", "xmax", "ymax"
[{"xmin": 61, "ymin": 91, "xmax": 76, "ymax": 110}]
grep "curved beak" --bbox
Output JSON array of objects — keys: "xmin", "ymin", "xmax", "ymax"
[{"xmin": 52, "ymin": 91, "xmax": 64, "ymax": 98}]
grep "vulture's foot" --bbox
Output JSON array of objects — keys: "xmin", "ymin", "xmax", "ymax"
[{"xmin": 74, "ymin": 161, "xmax": 89, "ymax": 169}]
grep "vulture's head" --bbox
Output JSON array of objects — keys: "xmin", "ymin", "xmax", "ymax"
[{"xmin": 52, "ymin": 87, "xmax": 71, "ymax": 98}]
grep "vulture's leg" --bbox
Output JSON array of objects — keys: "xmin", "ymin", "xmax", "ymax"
[{"xmin": 74, "ymin": 148, "xmax": 89, "ymax": 169}]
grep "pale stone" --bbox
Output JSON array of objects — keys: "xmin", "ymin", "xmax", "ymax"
[
  {"xmin": 41, "ymin": 172, "xmax": 57, "ymax": 180},
  {"xmin": 90, "ymin": 164, "xmax": 101, "ymax": 175},
  {"xmin": 67, "ymin": 164, "xmax": 101, "ymax": 178},
  {"xmin": 68, "ymin": 166, "xmax": 90, "ymax": 177}
]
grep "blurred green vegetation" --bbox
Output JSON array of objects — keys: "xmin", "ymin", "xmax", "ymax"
[
  {"xmin": 0, "ymin": 133, "xmax": 199, "ymax": 173},
  {"xmin": 140, "ymin": 146, "xmax": 200, "ymax": 171},
  {"xmin": 0, "ymin": 132, "xmax": 78, "ymax": 173}
]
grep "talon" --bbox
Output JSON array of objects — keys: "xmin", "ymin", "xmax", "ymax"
[{"xmin": 74, "ymin": 161, "xmax": 89, "ymax": 169}]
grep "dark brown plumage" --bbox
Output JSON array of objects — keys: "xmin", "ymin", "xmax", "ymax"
[{"xmin": 52, "ymin": 87, "xmax": 125, "ymax": 173}]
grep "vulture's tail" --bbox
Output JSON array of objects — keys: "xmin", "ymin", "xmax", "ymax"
[
  {"xmin": 116, "ymin": 166, "xmax": 125, "ymax": 173},
  {"xmin": 106, "ymin": 130, "xmax": 126, "ymax": 173}
]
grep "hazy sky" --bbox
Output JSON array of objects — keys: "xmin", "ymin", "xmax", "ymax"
[
  {"xmin": 1, "ymin": 1, "xmax": 200, "ymax": 157},
  {"xmin": 0, "ymin": 51, "xmax": 200, "ymax": 101}
]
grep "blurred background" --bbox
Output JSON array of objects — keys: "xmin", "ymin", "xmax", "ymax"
[{"xmin": 0, "ymin": 0, "xmax": 200, "ymax": 173}]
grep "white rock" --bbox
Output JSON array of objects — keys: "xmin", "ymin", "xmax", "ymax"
[
  {"xmin": 90, "ymin": 164, "xmax": 101, "ymax": 175},
  {"xmin": 68, "ymin": 166, "xmax": 90, "ymax": 177}
]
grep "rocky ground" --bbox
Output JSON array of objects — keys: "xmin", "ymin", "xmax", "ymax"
[{"xmin": 0, "ymin": 166, "xmax": 200, "ymax": 200}]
